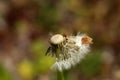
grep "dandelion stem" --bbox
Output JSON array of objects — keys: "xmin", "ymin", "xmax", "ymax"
[{"xmin": 57, "ymin": 70, "xmax": 65, "ymax": 80}]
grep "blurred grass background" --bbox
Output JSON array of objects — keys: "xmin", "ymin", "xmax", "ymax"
[{"xmin": 0, "ymin": 0, "xmax": 120, "ymax": 80}]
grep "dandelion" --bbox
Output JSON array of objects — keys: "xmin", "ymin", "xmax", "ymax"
[{"xmin": 46, "ymin": 33, "xmax": 93, "ymax": 71}]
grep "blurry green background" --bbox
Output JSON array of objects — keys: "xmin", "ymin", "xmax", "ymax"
[{"xmin": 0, "ymin": 0, "xmax": 120, "ymax": 80}]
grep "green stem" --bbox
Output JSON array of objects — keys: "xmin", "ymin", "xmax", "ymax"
[{"xmin": 57, "ymin": 70, "xmax": 65, "ymax": 80}]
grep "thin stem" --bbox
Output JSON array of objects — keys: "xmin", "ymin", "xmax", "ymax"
[{"xmin": 57, "ymin": 70, "xmax": 65, "ymax": 80}]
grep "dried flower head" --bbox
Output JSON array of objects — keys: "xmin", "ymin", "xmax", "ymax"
[{"xmin": 46, "ymin": 33, "xmax": 93, "ymax": 71}]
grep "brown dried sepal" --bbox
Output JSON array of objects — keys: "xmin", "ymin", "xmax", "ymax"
[{"xmin": 82, "ymin": 36, "xmax": 93, "ymax": 44}]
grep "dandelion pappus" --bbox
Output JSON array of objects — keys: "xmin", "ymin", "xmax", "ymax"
[{"xmin": 45, "ymin": 32, "xmax": 93, "ymax": 71}]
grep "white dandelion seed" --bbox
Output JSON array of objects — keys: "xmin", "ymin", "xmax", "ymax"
[{"xmin": 46, "ymin": 33, "xmax": 93, "ymax": 71}]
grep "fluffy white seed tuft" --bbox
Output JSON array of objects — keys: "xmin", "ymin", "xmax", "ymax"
[{"xmin": 50, "ymin": 33, "xmax": 92, "ymax": 71}]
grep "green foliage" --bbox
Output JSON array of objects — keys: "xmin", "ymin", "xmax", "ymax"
[
  {"xmin": 79, "ymin": 50, "xmax": 102, "ymax": 77},
  {"xmin": 34, "ymin": 57, "xmax": 54, "ymax": 73},
  {"xmin": 0, "ymin": 64, "xmax": 12, "ymax": 80},
  {"xmin": 31, "ymin": 39, "xmax": 47, "ymax": 57},
  {"xmin": 31, "ymin": 39, "xmax": 55, "ymax": 73}
]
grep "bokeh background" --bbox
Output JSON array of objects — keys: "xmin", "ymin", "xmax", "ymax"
[{"xmin": 0, "ymin": 0, "xmax": 120, "ymax": 80}]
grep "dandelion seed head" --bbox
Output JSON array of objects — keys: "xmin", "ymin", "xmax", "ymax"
[{"xmin": 47, "ymin": 33, "xmax": 93, "ymax": 71}]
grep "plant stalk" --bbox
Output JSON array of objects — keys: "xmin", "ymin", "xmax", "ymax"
[{"xmin": 57, "ymin": 70, "xmax": 65, "ymax": 80}]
